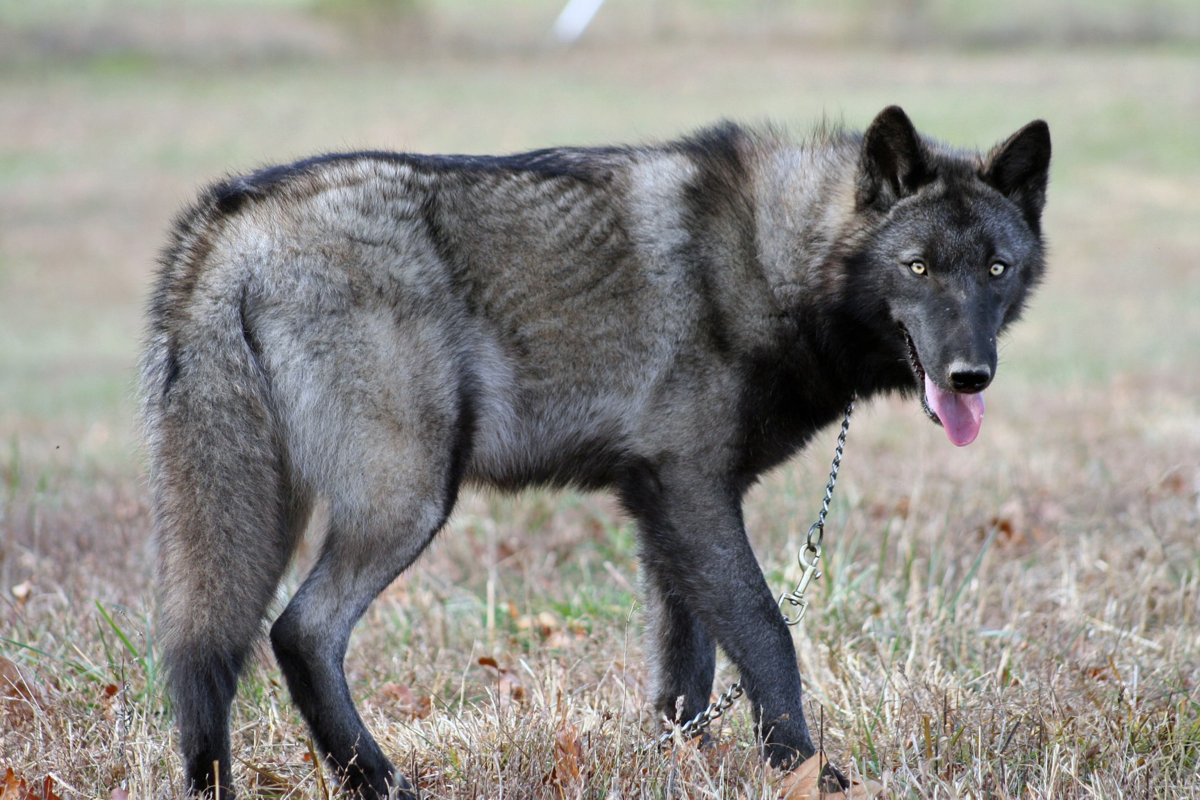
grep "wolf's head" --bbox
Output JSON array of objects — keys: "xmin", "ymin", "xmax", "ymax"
[{"xmin": 848, "ymin": 106, "xmax": 1051, "ymax": 446}]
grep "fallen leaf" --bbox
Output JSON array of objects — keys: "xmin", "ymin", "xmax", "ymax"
[
  {"xmin": 849, "ymin": 778, "xmax": 886, "ymax": 798},
  {"xmin": 552, "ymin": 722, "xmax": 583, "ymax": 787},
  {"xmin": 378, "ymin": 682, "xmax": 432, "ymax": 719},
  {"xmin": 11, "ymin": 582, "xmax": 31, "ymax": 605},
  {"xmin": 478, "ymin": 657, "xmax": 525, "ymax": 709},
  {"xmin": 498, "ymin": 673, "xmax": 525, "ymax": 706},
  {"xmin": 516, "ymin": 611, "xmax": 559, "ymax": 639},
  {"xmin": 777, "ymin": 754, "xmax": 887, "ymax": 799},
  {"xmin": 0, "ymin": 658, "xmax": 41, "ymax": 722},
  {"xmin": 37, "ymin": 778, "xmax": 63, "ymax": 800},
  {"xmin": 1156, "ymin": 469, "xmax": 1188, "ymax": 496},
  {"xmin": 777, "ymin": 752, "xmax": 824, "ymax": 799},
  {"xmin": 0, "ymin": 659, "xmax": 38, "ymax": 702},
  {"xmin": 0, "ymin": 769, "xmax": 63, "ymax": 800},
  {"xmin": 544, "ymin": 628, "xmax": 587, "ymax": 649},
  {"xmin": 868, "ymin": 497, "xmax": 910, "ymax": 521},
  {"xmin": 100, "ymin": 681, "xmax": 124, "ymax": 723},
  {"xmin": 1, "ymin": 769, "xmax": 26, "ymax": 800}
]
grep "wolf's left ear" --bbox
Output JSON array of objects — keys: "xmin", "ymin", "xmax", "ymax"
[
  {"xmin": 857, "ymin": 105, "xmax": 930, "ymax": 211},
  {"xmin": 983, "ymin": 120, "xmax": 1051, "ymax": 233}
]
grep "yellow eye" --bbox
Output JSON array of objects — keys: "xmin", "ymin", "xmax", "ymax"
[
  {"xmin": 909, "ymin": 260, "xmax": 927, "ymax": 276},
  {"xmin": 989, "ymin": 262, "xmax": 1007, "ymax": 277}
]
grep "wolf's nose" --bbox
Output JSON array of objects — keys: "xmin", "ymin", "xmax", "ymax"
[{"xmin": 948, "ymin": 365, "xmax": 992, "ymax": 393}]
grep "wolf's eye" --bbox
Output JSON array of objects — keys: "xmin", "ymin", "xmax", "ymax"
[
  {"xmin": 989, "ymin": 262, "xmax": 1007, "ymax": 277},
  {"xmin": 909, "ymin": 260, "xmax": 927, "ymax": 276}
]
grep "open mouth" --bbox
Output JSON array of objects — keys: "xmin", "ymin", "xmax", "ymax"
[
  {"xmin": 899, "ymin": 325, "xmax": 938, "ymax": 423},
  {"xmin": 898, "ymin": 324, "xmax": 986, "ymax": 447}
]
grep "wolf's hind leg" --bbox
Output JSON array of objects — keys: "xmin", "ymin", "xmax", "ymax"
[
  {"xmin": 266, "ymin": 328, "xmax": 465, "ymax": 799},
  {"xmin": 270, "ymin": 480, "xmax": 452, "ymax": 799},
  {"xmin": 641, "ymin": 564, "xmax": 718, "ymax": 729}
]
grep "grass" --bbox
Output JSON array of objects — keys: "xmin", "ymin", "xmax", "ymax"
[{"xmin": 2, "ymin": 6, "xmax": 1199, "ymax": 798}]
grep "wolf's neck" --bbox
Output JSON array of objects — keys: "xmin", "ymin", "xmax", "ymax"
[{"xmin": 750, "ymin": 139, "xmax": 861, "ymax": 313}]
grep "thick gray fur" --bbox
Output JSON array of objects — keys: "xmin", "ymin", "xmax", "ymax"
[{"xmin": 141, "ymin": 106, "xmax": 1051, "ymax": 798}]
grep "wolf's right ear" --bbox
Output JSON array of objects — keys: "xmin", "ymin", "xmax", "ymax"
[
  {"xmin": 856, "ymin": 106, "xmax": 930, "ymax": 211},
  {"xmin": 983, "ymin": 120, "xmax": 1052, "ymax": 233}
]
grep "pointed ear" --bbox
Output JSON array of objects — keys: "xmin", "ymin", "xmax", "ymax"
[
  {"xmin": 983, "ymin": 120, "xmax": 1051, "ymax": 232},
  {"xmin": 856, "ymin": 106, "xmax": 930, "ymax": 211}
]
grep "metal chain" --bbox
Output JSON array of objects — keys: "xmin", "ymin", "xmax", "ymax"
[
  {"xmin": 652, "ymin": 393, "xmax": 856, "ymax": 750},
  {"xmin": 778, "ymin": 392, "xmax": 855, "ymax": 627}
]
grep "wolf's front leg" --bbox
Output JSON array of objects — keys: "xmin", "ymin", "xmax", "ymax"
[
  {"xmin": 622, "ymin": 462, "xmax": 816, "ymax": 767},
  {"xmin": 640, "ymin": 563, "xmax": 718, "ymax": 728}
]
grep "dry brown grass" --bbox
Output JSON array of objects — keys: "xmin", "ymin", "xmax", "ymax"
[{"xmin": 1, "ymin": 10, "xmax": 1198, "ymax": 798}]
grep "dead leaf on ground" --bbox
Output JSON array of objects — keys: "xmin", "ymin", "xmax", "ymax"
[
  {"xmin": 1, "ymin": 769, "xmax": 64, "ymax": 800},
  {"xmin": 377, "ymin": 681, "xmax": 432, "ymax": 719},
  {"xmin": 39, "ymin": 776, "xmax": 64, "ymax": 800},
  {"xmin": 0, "ymin": 658, "xmax": 42, "ymax": 722},
  {"xmin": 100, "ymin": 681, "xmax": 124, "ymax": 723},
  {"xmin": 1152, "ymin": 468, "xmax": 1190, "ymax": 497},
  {"xmin": 777, "ymin": 754, "xmax": 887, "ymax": 799},
  {"xmin": 477, "ymin": 656, "xmax": 525, "ymax": 709},
  {"xmin": 515, "ymin": 611, "xmax": 588, "ymax": 648},
  {"xmin": 0, "ymin": 770, "xmax": 24, "ymax": 800},
  {"xmin": 777, "ymin": 753, "xmax": 825, "ymax": 799},
  {"xmin": 868, "ymin": 497, "xmax": 910, "ymax": 521},
  {"xmin": 552, "ymin": 721, "xmax": 584, "ymax": 788},
  {"xmin": 516, "ymin": 611, "xmax": 559, "ymax": 639},
  {"xmin": 10, "ymin": 581, "xmax": 31, "ymax": 605}
]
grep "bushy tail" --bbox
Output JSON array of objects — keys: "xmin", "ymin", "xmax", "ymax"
[{"xmin": 141, "ymin": 228, "xmax": 306, "ymax": 794}]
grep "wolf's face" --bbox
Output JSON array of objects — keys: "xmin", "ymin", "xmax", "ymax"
[{"xmin": 850, "ymin": 108, "xmax": 1051, "ymax": 445}]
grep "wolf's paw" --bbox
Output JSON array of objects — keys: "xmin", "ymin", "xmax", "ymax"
[
  {"xmin": 819, "ymin": 761, "xmax": 850, "ymax": 792},
  {"xmin": 384, "ymin": 770, "xmax": 418, "ymax": 800},
  {"xmin": 777, "ymin": 753, "xmax": 872, "ymax": 799}
]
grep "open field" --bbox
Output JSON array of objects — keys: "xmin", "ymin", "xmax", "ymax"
[{"xmin": 1, "ymin": 5, "xmax": 1199, "ymax": 797}]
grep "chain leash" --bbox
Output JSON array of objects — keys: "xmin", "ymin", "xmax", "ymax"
[{"xmin": 652, "ymin": 393, "xmax": 856, "ymax": 750}]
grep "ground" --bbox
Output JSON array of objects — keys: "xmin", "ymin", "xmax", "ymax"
[{"xmin": 1, "ymin": 4, "xmax": 1199, "ymax": 797}]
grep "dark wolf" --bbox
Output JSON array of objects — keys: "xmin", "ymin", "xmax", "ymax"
[{"xmin": 141, "ymin": 106, "xmax": 1050, "ymax": 798}]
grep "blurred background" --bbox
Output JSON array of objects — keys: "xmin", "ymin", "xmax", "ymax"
[{"xmin": 1, "ymin": 0, "xmax": 1197, "ymax": 466}]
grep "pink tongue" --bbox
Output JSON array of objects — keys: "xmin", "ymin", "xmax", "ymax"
[{"xmin": 924, "ymin": 375, "xmax": 985, "ymax": 446}]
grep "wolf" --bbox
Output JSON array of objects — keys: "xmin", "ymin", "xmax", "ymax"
[{"xmin": 141, "ymin": 106, "xmax": 1050, "ymax": 797}]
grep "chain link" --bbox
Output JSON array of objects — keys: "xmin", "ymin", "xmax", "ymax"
[
  {"xmin": 779, "ymin": 393, "xmax": 855, "ymax": 626},
  {"xmin": 651, "ymin": 393, "xmax": 856, "ymax": 750},
  {"xmin": 652, "ymin": 677, "xmax": 745, "ymax": 749}
]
